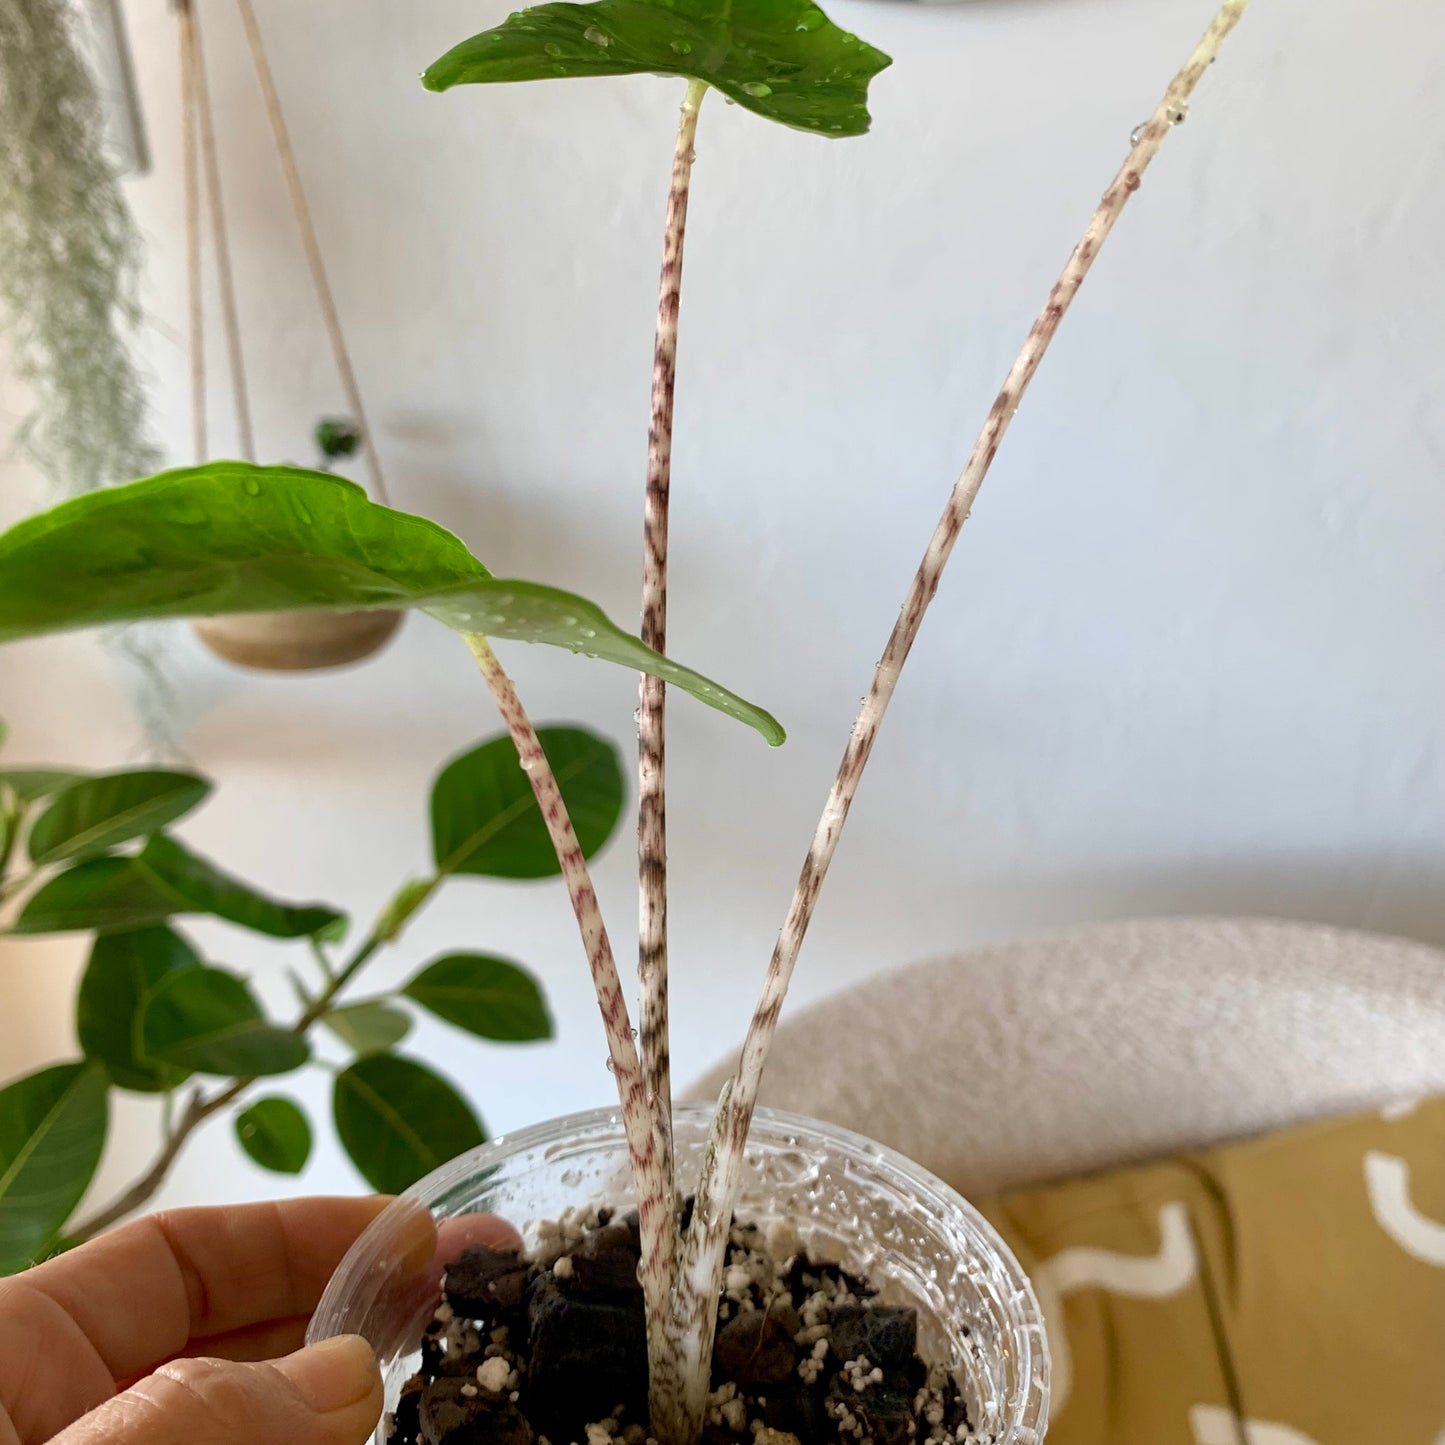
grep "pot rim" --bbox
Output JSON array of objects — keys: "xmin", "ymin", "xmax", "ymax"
[{"xmin": 311, "ymin": 1102, "xmax": 1049, "ymax": 1444}]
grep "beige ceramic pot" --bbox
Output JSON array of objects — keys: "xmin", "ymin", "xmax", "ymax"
[{"xmin": 192, "ymin": 610, "xmax": 403, "ymax": 671}]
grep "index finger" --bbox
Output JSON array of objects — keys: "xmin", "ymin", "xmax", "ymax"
[{"xmin": 18, "ymin": 1195, "xmax": 390, "ymax": 1383}]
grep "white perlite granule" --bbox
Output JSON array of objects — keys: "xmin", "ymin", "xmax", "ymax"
[
  {"xmin": 529, "ymin": 1204, "xmax": 602, "ymax": 1266},
  {"xmin": 476, "ymin": 1356, "xmax": 511, "ymax": 1394},
  {"xmin": 706, "ymin": 1382, "xmax": 748, "ymax": 1433}
]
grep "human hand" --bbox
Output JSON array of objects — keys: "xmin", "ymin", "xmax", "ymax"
[{"xmin": 0, "ymin": 1196, "xmax": 390, "ymax": 1445}]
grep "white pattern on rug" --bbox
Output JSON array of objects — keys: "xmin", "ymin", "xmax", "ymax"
[
  {"xmin": 1364, "ymin": 1152, "xmax": 1445, "ymax": 1267},
  {"xmin": 1030, "ymin": 1201, "xmax": 1199, "ymax": 1414},
  {"xmin": 1190, "ymin": 1405, "xmax": 1324, "ymax": 1445}
]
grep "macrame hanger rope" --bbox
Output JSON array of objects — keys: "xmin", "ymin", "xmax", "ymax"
[
  {"xmin": 233, "ymin": 0, "xmax": 390, "ymax": 504},
  {"xmin": 178, "ymin": 0, "xmax": 256, "ymax": 463},
  {"xmin": 176, "ymin": 0, "xmax": 205, "ymax": 464}
]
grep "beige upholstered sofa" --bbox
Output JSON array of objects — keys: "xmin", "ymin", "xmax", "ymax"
[{"xmin": 685, "ymin": 916, "xmax": 1445, "ymax": 1196}]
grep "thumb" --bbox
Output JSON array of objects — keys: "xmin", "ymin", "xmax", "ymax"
[{"xmin": 53, "ymin": 1334, "xmax": 383, "ymax": 1445}]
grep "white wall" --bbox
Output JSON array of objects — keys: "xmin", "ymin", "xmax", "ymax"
[{"xmin": 1, "ymin": 0, "xmax": 1442, "ymax": 1216}]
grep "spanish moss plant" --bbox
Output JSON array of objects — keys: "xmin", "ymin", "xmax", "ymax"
[
  {"xmin": 0, "ymin": 0, "xmax": 159, "ymax": 493},
  {"xmin": 0, "ymin": 1, "xmax": 1256, "ymax": 1441}
]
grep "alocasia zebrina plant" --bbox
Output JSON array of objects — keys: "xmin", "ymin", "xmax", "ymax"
[{"xmin": 0, "ymin": 0, "xmax": 1256, "ymax": 1438}]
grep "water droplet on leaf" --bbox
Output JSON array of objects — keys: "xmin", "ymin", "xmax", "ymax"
[
  {"xmin": 795, "ymin": 6, "xmax": 825, "ymax": 30},
  {"xmin": 669, "ymin": 37, "xmax": 692, "ymax": 54},
  {"xmin": 583, "ymin": 24, "xmax": 610, "ymax": 45},
  {"xmin": 544, "ymin": 41, "xmax": 563, "ymax": 56},
  {"xmin": 741, "ymin": 81, "xmax": 772, "ymax": 98}
]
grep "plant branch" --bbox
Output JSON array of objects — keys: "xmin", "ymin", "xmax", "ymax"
[
  {"xmin": 0, "ymin": 862, "xmax": 34, "ymax": 908},
  {"xmin": 462, "ymin": 633, "xmax": 687, "ymax": 1437},
  {"xmin": 0, "ymin": 800, "xmax": 23, "ymax": 881},
  {"xmin": 68, "ymin": 1081, "xmax": 245, "ymax": 1244},
  {"xmin": 689, "ymin": 0, "xmax": 1256, "ymax": 1355},
  {"xmin": 639, "ymin": 77, "xmax": 707, "ymax": 1226},
  {"xmin": 67, "ymin": 872, "xmax": 443, "ymax": 1242}
]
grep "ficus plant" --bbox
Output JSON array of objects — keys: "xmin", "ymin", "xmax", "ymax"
[
  {"xmin": 0, "ymin": 716, "xmax": 626, "ymax": 1274},
  {"xmin": 0, "ymin": 0, "xmax": 1254, "ymax": 1440}
]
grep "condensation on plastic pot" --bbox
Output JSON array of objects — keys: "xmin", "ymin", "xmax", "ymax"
[{"xmin": 309, "ymin": 1104, "xmax": 1050, "ymax": 1445}]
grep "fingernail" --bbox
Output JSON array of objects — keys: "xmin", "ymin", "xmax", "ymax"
[{"xmin": 277, "ymin": 1335, "xmax": 379, "ymax": 1413}]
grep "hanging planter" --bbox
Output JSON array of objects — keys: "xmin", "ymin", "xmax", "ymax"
[
  {"xmin": 193, "ymin": 608, "xmax": 404, "ymax": 671},
  {"xmin": 173, "ymin": 0, "xmax": 402, "ymax": 671},
  {"xmin": 190, "ymin": 416, "xmax": 406, "ymax": 672}
]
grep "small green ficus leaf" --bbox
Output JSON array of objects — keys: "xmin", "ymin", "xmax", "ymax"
[
  {"xmin": 333, "ymin": 1055, "xmax": 485, "ymax": 1194},
  {"xmin": 321, "ymin": 1000, "xmax": 413, "ymax": 1055},
  {"xmin": 28, "ymin": 770, "xmax": 211, "ymax": 865},
  {"xmin": 0, "ymin": 1063, "xmax": 108, "ymax": 1275},
  {"xmin": 235, "ymin": 1097, "xmax": 313, "ymax": 1175},
  {"xmin": 432, "ymin": 726, "xmax": 624, "ymax": 879},
  {"xmin": 138, "ymin": 835, "xmax": 347, "ymax": 942},
  {"xmin": 0, "ymin": 769, "xmax": 87, "ymax": 803},
  {"xmin": 139, "ymin": 966, "xmax": 310, "ymax": 1077},
  {"xmin": 11, "ymin": 837, "xmax": 345, "ymax": 940},
  {"xmin": 423, "ymin": 0, "xmax": 891, "ymax": 138},
  {"xmin": 403, "ymin": 954, "xmax": 553, "ymax": 1042},
  {"xmin": 0, "ymin": 464, "xmax": 783, "ymax": 746},
  {"xmin": 76, "ymin": 925, "xmax": 203, "ymax": 1092},
  {"xmin": 13, "ymin": 856, "xmax": 175, "ymax": 934}
]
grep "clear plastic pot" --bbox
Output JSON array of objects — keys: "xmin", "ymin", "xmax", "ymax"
[{"xmin": 308, "ymin": 1103, "xmax": 1049, "ymax": 1444}]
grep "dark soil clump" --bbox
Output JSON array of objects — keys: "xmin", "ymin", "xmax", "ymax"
[{"xmin": 385, "ymin": 1206, "xmax": 974, "ymax": 1445}]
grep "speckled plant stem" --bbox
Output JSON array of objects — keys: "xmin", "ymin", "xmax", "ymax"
[
  {"xmin": 682, "ymin": 0, "xmax": 1256, "ymax": 1396},
  {"xmin": 463, "ymin": 633, "xmax": 688, "ymax": 1431},
  {"xmin": 639, "ymin": 78, "xmax": 708, "ymax": 1221}
]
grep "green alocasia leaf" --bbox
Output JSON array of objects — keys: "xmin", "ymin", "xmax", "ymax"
[
  {"xmin": 76, "ymin": 926, "xmax": 202, "ymax": 1092},
  {"xmin": 0, "ymin": 1063, "xmax": 108, "ymax": 1275},
  {"xmin": 28, "ymin": 770, "xmax": 211, "ymax": 866},
  {"xmin": 0, "ymin": 464, "xmax": 783, "ymax": 746},
  {"xmin": 140, "ymin": 966, "xmax": 310, "ymax": 1077},
  {"xmin": 321, "ymin": 1000, "xmax": 413, "ymax": 1055},
  {"xmin": 0, "ymin": 770, "xmax": 87, "ymax": 803},
  {"xmin": 433, "ymin": 727, "xmax": 624, "ymax": 879},
  {"xmin": 333, "ymin": 1055, "xmax": 485, "ymax": 1194},
  {"xmin": 235, "ymin": 1096, "xmax": 312, "ymax": 1175},
  {"xmin": 402, "ymin": 954, "xmax": 553, "ymax": 1042},
  {"xmin": 11, "ymin": 836, "xmax": 345, "ymax": 940},
  {"xmin": 424, "ymin": 0, "xmax": 891, "ymax": 138}
]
